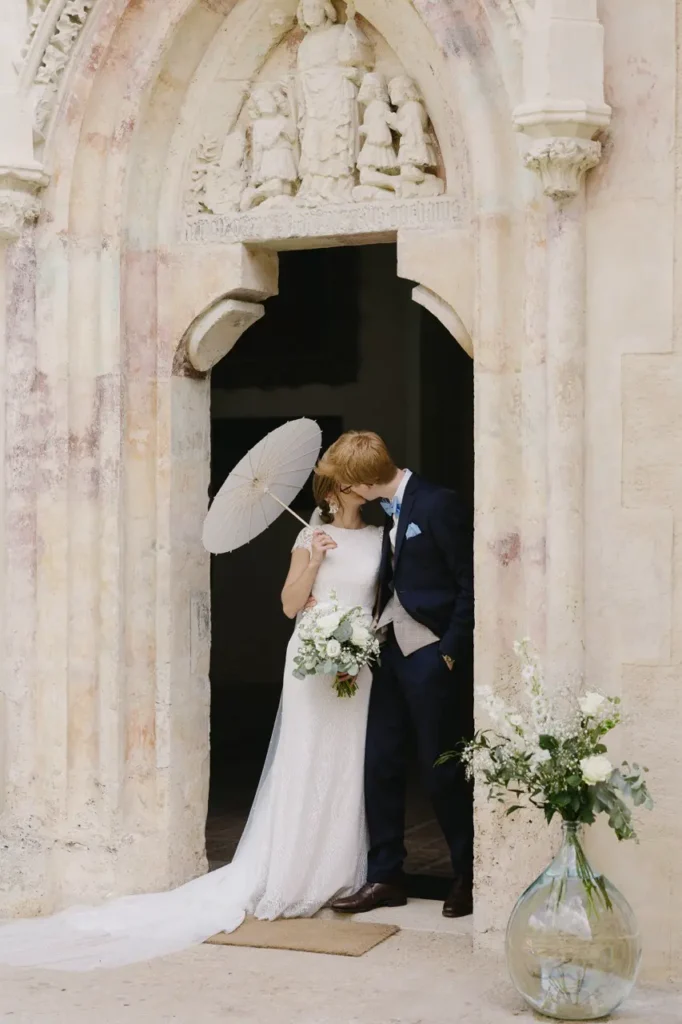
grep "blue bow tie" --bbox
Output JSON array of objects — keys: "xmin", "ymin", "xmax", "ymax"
[{"xmin": 381, "ymin": 498, "xmax": 402, "ymax": 518}]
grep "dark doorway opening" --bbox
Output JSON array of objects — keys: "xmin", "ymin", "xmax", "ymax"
[{"xmin": 206, "ymin": 243, "xmax": 474, "ymax": 901}]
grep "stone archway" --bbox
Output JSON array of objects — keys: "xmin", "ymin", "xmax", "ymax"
[
  {"xmin": 1, "ymin": 0, "xmax": 529, "ymax": 931},
  {"xmin": 0, "ymin": 0, "xmax": 611, "ymax": 963}
]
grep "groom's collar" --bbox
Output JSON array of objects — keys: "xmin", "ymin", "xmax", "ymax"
[{"xmin": 393, "ymin": 469, "xmax": 412, "ymax": 508}]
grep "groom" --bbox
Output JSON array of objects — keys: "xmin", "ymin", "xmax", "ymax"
[{"xmin": 318, "ymin": 431, "xmax": 474, "ymax": 918}]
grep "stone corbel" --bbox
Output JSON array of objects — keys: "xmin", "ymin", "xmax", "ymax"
[
  {"xmin": 185, "ymin": 297, "xmax": 265, "ymax": 373},
  {"xmin": 513, "ymin": 0, "xmax": 611, "ymax": 202},
  {"xmin": 523, "ymin": 137, "xmax": 602, "ymax": 203},
  {"xmin": 0, "ymin": 165, "xmax": 49, "ymax": 242}
]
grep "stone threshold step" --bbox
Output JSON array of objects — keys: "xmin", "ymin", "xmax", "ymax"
[{"xmin": 315, "ymin": 896, "xmax": 473, "ymax": 939}]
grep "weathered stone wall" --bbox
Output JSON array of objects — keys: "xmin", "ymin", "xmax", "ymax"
[
  {"xmin": 583, "ymin": 0, "xmax": 682, "ymax": 982},
  {"xmin": 0, "ymin": 0, "xmax": 680, "ymax": 985}
]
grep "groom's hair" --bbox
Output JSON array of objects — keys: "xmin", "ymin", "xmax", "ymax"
[{"xmin": 316, "ymin": 431, "xmax": 398, "ymax": 486}]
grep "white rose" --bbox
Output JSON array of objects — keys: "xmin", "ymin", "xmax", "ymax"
[
  {"xmin": 351, "ymin": 623, "xmax": 371, "ymax": 647},
  {"xmin": 580, "ymin": 755, "xmax": 613, "ymax": 786},
  {"xmin": 317, "ymin": 613, "xmax": 341, "ymax": 637},
  {"xmin": 326, "ymin": 639, "xmax": 341, "ymax": 659},
  {"xmin": 579, "ymin": 692, "xmax": 606, "ymax": 717}
]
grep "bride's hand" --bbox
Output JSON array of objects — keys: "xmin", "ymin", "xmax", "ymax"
[
  {"xmin": 310, "ymin": 530, "xmax": 337, "ymax": 566},
  {"xmin": 304, "ymin": 596, "xmax": 317, "ymax": 611}
]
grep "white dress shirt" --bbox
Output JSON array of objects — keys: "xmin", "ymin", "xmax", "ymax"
[
  {"xmin": 377, "ymin": 469, "xmax": 439, "ymax": 655},
  {"xmin": 388, "ymin": 469, "xmax": 412, "ymax": 549}
]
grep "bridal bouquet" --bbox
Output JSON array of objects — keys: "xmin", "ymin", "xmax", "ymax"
[{"xmin": 293, "ymin": 590, "xmax": 381, "ymax": 697}]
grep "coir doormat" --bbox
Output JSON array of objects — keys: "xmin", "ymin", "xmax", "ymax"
[{"xmin": 205, "ymin": 916, "xmax": 399, "ymax": 957}]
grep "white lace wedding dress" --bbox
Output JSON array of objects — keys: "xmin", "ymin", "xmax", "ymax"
[{"xmin": 0, "ymin": 522, "xmax": 383, "ymax": 971}]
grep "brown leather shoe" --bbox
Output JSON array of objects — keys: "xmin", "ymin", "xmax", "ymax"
[
  {"xmin": 443, "ymin": 877, "xmax": 473, "ymax": 918},
  {"xmin": 331, "ymin": 882, "xmax": 407, "ymax": 914}
]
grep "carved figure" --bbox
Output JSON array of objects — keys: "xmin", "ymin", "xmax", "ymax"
[
  {"xmin": 353, "ymin": 73, "xmax": 399, "ymax": 201},
  {"xmin": 187, "ymin": 135, "xmax": 221, "ymax": 216},
  {"xmin": 241, "ymin": 83, "xmax": 298, "ymax": 211},
  {"xmin": 296, "ymin": 0, "xmax": 373, "ymax": 203},
  {"xmin": 204, "ymin": 129, "xmax": 248, "ymax": 215},
  {"xmin": 388, "ymin": 76, "xmax": 444, "ymax": 198}
]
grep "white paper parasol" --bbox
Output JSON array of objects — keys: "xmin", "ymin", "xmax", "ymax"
[{"xmin": 202, "ymin": 418, "xmax": 322, "ymax": 554}]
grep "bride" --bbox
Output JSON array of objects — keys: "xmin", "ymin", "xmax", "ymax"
[{"xmin": 0, "ymin": 471, "xmax": 383, "ymax": 971}]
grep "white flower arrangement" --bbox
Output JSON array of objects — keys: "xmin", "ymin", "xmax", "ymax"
[
  {"xmin": 293, "ymin": 590, "xmax": 381, "ymax": 697},
  {"xmin": 438, "ymin": 638, "xmax": 654, "ymax": 910}
]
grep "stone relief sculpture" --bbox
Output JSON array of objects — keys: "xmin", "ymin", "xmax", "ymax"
[
  {"xmin": 184, "ymin": 2, "xmax": 446, "ymax": 219},
  {"xmin": 352, "ymin": 73, "xmax": 400, "ymax": 201},
  {"xmin": 186, "ymin": 135, "xmax": 221, "ymax": 216},
  {"xmin": 295, "ymin": 0, "xmax": 373, "ymax": 203},
  {"xmin": 241, "ymin": 82, "xmax": 298, "ymax": 211},
  {"xmin": 25, "ymin": 1, "xmax": 50, "ymax": 50},
  {"xmin": 204, "ymin": 129, "xmax": 248, "ymax": 215},
  {"xmin": 388, "ymin": 76, "xmax": 444, "ymax": 198},
  {"xmin": 22, "ymin": 0, "xmax": 96, "ymax": 139}
]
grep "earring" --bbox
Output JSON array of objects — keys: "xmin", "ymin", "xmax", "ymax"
[{"xmin": 328, "ymin": 499, "xmax": 340, "ymax": 515}]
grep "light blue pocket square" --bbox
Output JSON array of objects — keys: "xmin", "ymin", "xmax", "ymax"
[{"xmin": 406, "ymin": 522, "xmax": 422, "ymax": 539}]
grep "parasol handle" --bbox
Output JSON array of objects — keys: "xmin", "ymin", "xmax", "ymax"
[{"xmin": 264, "ymin": 488, "xmax": 312, "ymax": 529}]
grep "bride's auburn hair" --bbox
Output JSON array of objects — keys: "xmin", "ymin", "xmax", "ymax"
[
  {"xmin": 312, "ymin": 473, "xmax": 340, "ymax": 525},
  {"xmin": 316, "ymin": 431, "xmax": 398, "ymax": 487}
]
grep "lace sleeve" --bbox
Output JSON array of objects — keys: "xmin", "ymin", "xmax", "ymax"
[{"xmin": 292, "ymin": 527, "xmax": 315, "ymax": 553}]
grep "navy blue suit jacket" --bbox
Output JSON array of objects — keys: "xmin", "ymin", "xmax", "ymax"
[{"xmin": 376, "ymin": 474, "xmax": 474, "ymax": 663}]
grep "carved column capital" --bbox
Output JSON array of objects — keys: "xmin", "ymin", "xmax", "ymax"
[
  {"xmin": 0, "ymin": 164, "xmax": 49, "ymax": 242},
  {"xmin": 523, "ymin": 137, "xmax": 602, "ymax": 203}
]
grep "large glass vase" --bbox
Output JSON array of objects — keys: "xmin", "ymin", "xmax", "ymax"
[{"xmin": 505, "ymin": 822, "xmax": 642, "ymax": 1020}]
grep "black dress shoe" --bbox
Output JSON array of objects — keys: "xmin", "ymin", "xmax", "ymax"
[
  {"xmin": 331, "ymin": 882, "xmax": 407, "ymax": 914},
  {"xmin": 443, "ymin": 876, "xmax": 473, "ymax": 918}
]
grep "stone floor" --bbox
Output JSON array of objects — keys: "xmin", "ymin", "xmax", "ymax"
[{"xmin": 0, "ymin": 916, "xmax": 678, "ymax": 1024}]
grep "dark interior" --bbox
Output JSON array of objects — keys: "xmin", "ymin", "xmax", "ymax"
[{"xmin": 206, "ymin": 243, "xmax": 474, "ymax": 900}]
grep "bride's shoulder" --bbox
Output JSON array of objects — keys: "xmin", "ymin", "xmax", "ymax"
[{"xmin": 292, "ymin": 526, "xmax": 315, "ymax": 552}]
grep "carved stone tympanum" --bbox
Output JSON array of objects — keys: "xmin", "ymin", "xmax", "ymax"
[{"xmin": 184, "ymin": 0, "xmax": 446, "ymax": 226}]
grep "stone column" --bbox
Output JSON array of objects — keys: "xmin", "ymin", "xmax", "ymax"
[
  {"xmin": 0, "ymin": 1, "xmax": 50, "ymax": 908},
  {"xmin": 524, "ymin": 139, "xmax": 600, "ymax": 690},
  {"xmin": 514, "ymin": 0, "xmax": 610, "ymax": 690}
]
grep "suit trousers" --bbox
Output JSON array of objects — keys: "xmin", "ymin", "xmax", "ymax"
[{"xmin": 365, "ymin": 631, "xmax": 474, "ymax": 883}]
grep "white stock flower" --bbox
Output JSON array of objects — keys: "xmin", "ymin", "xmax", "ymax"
[
  {"xmin": 351, "ymin": 623, "xmax": 371, "ymax": 647},
  {"xmin": 580, "ymin": 755, "xmax": 613, "ymax": 786},
  {"xmin": 317, "ymin": 612, "xmax": 342, "ymax": 637},
  {"xmin": 578, "ymin": 692, "xmax": 606, "ymax": 717},
  {"xmin": 326, "ymin": 639, "xmax": 341, "ymax": 658}
]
